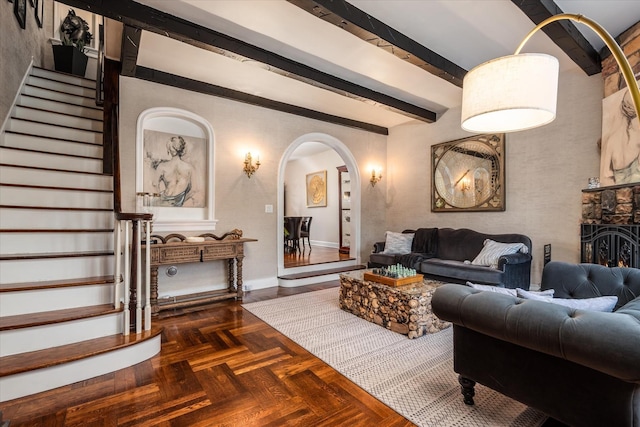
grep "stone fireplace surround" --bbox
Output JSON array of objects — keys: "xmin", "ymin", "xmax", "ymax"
[{"xmin": 581, "ymin": 184, "xmax": 640, "ymax": 268}]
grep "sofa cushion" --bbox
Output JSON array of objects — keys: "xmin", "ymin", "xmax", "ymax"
[
  {"xmin": 381, "ymin": 231, "xmax": 414, "ymax": 254},
  {"xmin": 472, "ymin": 239, "xmax": 529, "ymax": 269},
  {"xmin": 517, "ymin": 288, "xmax": 618, "ymax": 312},
  {"xmin": 421, "ymin": 259, "xmax": 503, "ymax": 284},
  {"xmin": 466, "ymin": 282, "xmax": 516, "ymax": 296},
  {"xmin": 369, "ymin": 252, "xmax": 399, "ymax": 267}
]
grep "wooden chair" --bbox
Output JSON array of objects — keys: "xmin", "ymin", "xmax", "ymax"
[
  {"xmin": 300, "ymin": 216, "xmax": 312, "ymax": 251},
  {"xmin": 284, "ymin": 216, "xmax": 302, "ymax": 253}
]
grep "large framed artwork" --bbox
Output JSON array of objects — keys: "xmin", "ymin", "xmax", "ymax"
[
  {"xmin": 600, "ymin": 79, "xmax": 640, "ymax": 186},
  {"xmin": 306, "ymin": 170, "xmax": 327, "ymax": 207},
  {"xmin": 136, "ymin": 108, "xmax": 216, "ymax": 232},
  {"xmin": 432, "ymin": 134, "xmax": 505, "ymax": 212}
]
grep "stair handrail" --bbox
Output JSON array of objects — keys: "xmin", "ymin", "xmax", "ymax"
[
  {"xmin": 95, "ymin": 20, "xmax": 104, "ymax": 107},
  {"xmin": 103, "ymin": 58, "xmax": 152, "ymax": 335}
]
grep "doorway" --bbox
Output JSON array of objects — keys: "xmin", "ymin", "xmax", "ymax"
[{"xmin": 277, "ymin": 133, "xmax": 361, "ymax": 279}]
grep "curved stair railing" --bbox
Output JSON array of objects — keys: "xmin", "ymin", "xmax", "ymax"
[{"xmin": 103, "ymin": 57, "xmax": 153, "ymax": 334}]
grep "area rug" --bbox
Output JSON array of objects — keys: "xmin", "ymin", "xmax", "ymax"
[{"xmin": 242, "ymin": 287, "xmax": 547, "ymax": 427}]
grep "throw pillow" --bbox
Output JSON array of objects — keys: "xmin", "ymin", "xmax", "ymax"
[
  {"xmin": 517, "ymin": 288, "xmax": 618, "ymax": 312},
  {"xmin": 516, "ymin": 288, "xmax": 555, "ymax": 299},
  {"xmin": 471, "ymin": 239, "xmax": 529, "ymax": 269},
  {"xmin": 381, "ymin": 231, "xmax": 414, "ymax": 254},
  {"xmin": 466, "ymin": 282, "xmax": 516, "ymax": 296}
]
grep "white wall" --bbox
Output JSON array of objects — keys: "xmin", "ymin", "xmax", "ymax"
[
  {"xmin": 118, "ymin": 76, "xmax": 388, "ymax": 294},
  {"xmin": 285, "ymin": 148, "xmax": 344, "ymax": 247},
  {"xmin": 385, "ymin": 69, "xmax": 602, "ymax": 285}
]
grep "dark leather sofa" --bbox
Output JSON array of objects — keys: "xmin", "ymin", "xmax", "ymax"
[
  {"xmin": 432, "ymin": 261, "xmax": 640, "ymax": 427},
  {"xmin": 368, "ymin": 228, "xmax": 532, "ymax": 289}
]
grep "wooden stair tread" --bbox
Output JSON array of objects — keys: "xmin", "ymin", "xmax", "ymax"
[
  {"xmin": 0, "ymin": 182, "xmax": 112, "ymax": 193},
  {"xmin": 0, "ymin": 304, "xmax": 121, "ymax": 331},
  {"xmin": 4, "ymin": 130, "xmax": 102, "ymax": 146},
  {"xmin": 0, "ymin": 275, "xmax": 115, "ymax": 292},
  {"xmin": 0, "ymin": 327, "xmax": 163, "ymax": 377},
  {"xmin": 15, "ymin": 105, "xmax": 103, "ymax": 122},
  {"xmin": 0, "ymin": 163, "xmax": 109, "ymax": 176},
  {"xmin": 9, "ymin": 117, "xmax": 103, "ymax": 134},
  {"xmin": 33, "ymin": 65, "xmax": 98, "ymax": 84},
  {"xmin": 0, "ymin": 145, "xmax": 102, "ymax": 161},
  {"xmin": 0, "ymin": 250, "xmax": 113, "ymax": 261},
  {"xmin": 0, "ymin": 204, "xmax": 113, "ymax": 212},
  {"xmin": 20, "ymin": 93, "xmax": 103, "ymax": 112},
  {"xmin": 279, "ymin": 264, "xmax": 366, "ymax": 280}
]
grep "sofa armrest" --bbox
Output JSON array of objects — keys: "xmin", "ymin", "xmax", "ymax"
[
  {"xmin": 497, "ymin": 253, "xmax": 531, "ymax": 289},
  {"xmin": 432, "ymin": 284, "xmax": 640, "ymax": 383},
  {"xmin": 372, "ymin": 242, "xmax": 385, "ymax": 253}
]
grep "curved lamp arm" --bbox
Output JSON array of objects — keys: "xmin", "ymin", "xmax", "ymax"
[
  {"xmin": 461, "ymin": 13, "xmax": 639, "ymax": 133},
  {"xmin": 515, "ymin": 13, "xmax": 639, "ymax": 122}
]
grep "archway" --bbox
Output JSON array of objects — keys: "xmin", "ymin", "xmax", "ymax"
[{"xmin": 277, "ymin": 133, "xmax": 361, "ymax": 279}]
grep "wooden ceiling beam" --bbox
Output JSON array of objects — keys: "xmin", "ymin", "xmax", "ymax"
[
  {"xmin": 120, "ymin": 25, "xmax": 141, "ymax": 77},
  {"xmin": 288, "ymin": 0, "xmax": 466, "ymax": 87},
  {"xmin": 511, "ymin": 0, "xmax": 601, "ymax": 75},
  {"xmin": 58, "ymin": 0, "xmax": 436, "ymax": 124}
]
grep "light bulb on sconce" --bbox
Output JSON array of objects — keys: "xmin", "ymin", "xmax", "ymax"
[
  {"xmin": 243, "ymin": 152, "xmax": 260, "ymax": 178},
  {"xmin": 460, "ymin": 177, "xmax": 471, "ymax": 192},
  {"xmin": 370, "ymin": 169, "xmax": 382, "ymax": 187}
]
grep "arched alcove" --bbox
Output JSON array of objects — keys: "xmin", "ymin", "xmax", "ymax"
[
  {"xmin": 135, "ymin": 107, "xmax": 217, "ymax": 232},
  {"xmin": 277, "ymin": 133, "xmax": 361, "ymax": 279}
]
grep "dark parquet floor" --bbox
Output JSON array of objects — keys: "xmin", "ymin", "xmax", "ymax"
[{"xmin": 0, "ymin": 280, "xmax": 414, "ymax": 426}]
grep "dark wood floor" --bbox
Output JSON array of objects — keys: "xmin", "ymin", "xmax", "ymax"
[
  {"xmin": 0, "ymin": 282, "xmax": 413, "ymax": 427},
  {"xmin": 283, "ymin": 245, "xmax": 352, "ymax": 269}
]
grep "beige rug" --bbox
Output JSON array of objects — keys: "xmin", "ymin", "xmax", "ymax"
[{"xmin": 243, "ymin": 287, "xmax": 547, "ymax": 427}]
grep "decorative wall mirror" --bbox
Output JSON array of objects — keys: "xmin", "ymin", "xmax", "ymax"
[{"xmin": 431, "ymin": 133, "xmax": 505, "ymax": 212}]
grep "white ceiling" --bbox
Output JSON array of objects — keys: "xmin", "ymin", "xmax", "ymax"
[{"xmin": 133, "ymin": 0, "xmax": 639, "ymax": 130}]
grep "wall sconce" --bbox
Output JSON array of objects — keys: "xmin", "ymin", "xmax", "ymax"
[
  {"xmin": 370, "ymin": 169, "xmax": 382, "ymax": 187},
  {"xmin": 243, "ymin": 152, "xmax": 260, "ymax": 178}
]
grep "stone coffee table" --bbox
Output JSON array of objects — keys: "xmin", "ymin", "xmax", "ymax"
[{"xmin": 339, "ymin": 269, "xmax": 450, "ymax": 339}]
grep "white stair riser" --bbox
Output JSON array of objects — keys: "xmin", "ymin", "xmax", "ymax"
[
  {"xmin": 23, "ymin": 85, "xmax": 96, "ymax": 109},
  {"xmin": 0, "ymin": 313, "xmax": 122, "ymax": 357},
  {"xmin": 0, "ymin": 283, "xmax": 115, "ymax": 317},
  {"xmin": 0, "ymin": 166, "xmax": 112, "ymax": 190},
  {"xmin": 0, "ymin": 208, "xmax": 113, "ymax": 229},
  {"xmin": 18, "ymin": 95, "xmax": 103, "ymax": 120},
  {"xmin": 14, "ymin": 106, "xmax": 102, "ymax": 132},
  {"xmin": 27, "ymin": 76, "xmax": 94, "ymax": 98},
  {"xmin": 0, "ymin": 335, "xmax": 161, "ymax": 402},
  {"xmin": 0, "ymin": 232, "xmax": 113, "ymax": 255},
  {"xmin": 0, "ymin": 186, "xmax": 112, "ymax": 209},
  {"xmin": 2, "ymin": 133, "xmax": 103, "ymax": 158},
  {"xmin": 31, "ymin": 67, "xmax": 96, "ymax": 89},
  {"xmin": 0, "ymin": 255, "xmax": 114, "ymax": 283},
  {"xmin": 0, "ymin": 148, "xmax": 102, "ymax": 174},
  {"xmin": 7, "ymin": 120, "xmax": 102, "ymax": 144}
]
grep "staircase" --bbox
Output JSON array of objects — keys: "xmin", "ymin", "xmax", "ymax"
[{"xmin": 0, "ymin": 67, "xmax": 161, "ymax": 403}]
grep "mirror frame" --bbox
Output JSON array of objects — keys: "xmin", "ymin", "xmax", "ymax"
[{"xmin": 431, "ymin": 133, "xmax": 505, "ymax": 212}]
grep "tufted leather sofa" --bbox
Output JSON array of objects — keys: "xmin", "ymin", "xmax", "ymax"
[
  {"xmin": 369, "ymin": 228, "xmax": 532, "ymax": 289},
  {"xmin": 431, "ymin": 261, "xmax": 640, "ymax": 427}
]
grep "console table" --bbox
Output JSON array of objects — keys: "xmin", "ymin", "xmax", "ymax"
[{"xmin": 146, "ymin": 231, "xmax": 257, "ymax": 315}]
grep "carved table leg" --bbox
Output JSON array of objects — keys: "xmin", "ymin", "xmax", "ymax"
[
  {"xmin": 150, "ymin": 266, "xmax": 159, "ymax": 316},
  {"xmin": 459, "ymin": 375, "xmax": 476, "ymax": 405},
  {"xmin": 236, "ymin": 255, "xmax": 244, "ymax": 300}
]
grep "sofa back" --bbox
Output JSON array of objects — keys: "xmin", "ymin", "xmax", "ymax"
[
  {"xmin": 436, "ymin": 228, "xmax": 532, "ymax": 262},
  {"xmin": 541, "ymin": 261, "xmax": 640, "ymax": 310}
]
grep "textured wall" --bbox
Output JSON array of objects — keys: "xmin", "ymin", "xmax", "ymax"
[
  {"xmin": 0, "ymin": 0, "xmax": 54, "ymax": 128},
  {"xmin": 119, "ymin": 76, "xmax": 388, "ymax": 292},
  {"xmin": 385, "ymin": 69, "xmax": 602, "ymax": 285}
]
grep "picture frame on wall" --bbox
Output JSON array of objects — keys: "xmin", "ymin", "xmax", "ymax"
[
  {"xmin": 14, "ymin": 0, "xmax": 26, "ymax": 29},
  {"xmin": 306, "ymin": 170, "xmax": 327, "ymax": 208},
  {"xmin": 35, "ymin": 0, "xmax": 43, "ymax": 28},
  {"xmin": 431, "ymin": 133, "xmax": 506, "ymax": 212}
]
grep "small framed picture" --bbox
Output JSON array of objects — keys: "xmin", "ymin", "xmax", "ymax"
[
  {"xmin": 34, "ymin": 0, "xmax": 43, "ymax": 28},
  {"xmin": 306, "ymin": 170, "xmax": 327, "ymax": 208},
  {"xmin": 14, "ymin": 0, "xmax": 26, "ymax": 29}
]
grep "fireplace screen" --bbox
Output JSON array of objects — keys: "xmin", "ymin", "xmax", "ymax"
[{"xmin": 581, "ymin": 225, "xmax": 639, "ymax": 268}]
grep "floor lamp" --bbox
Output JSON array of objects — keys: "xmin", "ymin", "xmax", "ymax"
[{"xmin": 461, "ymin": 13, "xmax": 640, "ymax": 134}]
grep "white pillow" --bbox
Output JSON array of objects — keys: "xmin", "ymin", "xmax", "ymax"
[
  {"xmin": 466, "ymin": 282, "xmax": 516, "ymax": 296},
  {"xmin": 381, "ymin": 231, "xmax": 414, "ymax": 254},
  {"xmin": 471, "ymin": 239, "xmax": 529, "ymax": 269},
  {"xmin": 517, "ymin": 288, "xmax": 618, "ymax": 312},
  {"xmin": 516, "ymin": 288, "xmax": 555, "ymax": 300}
]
